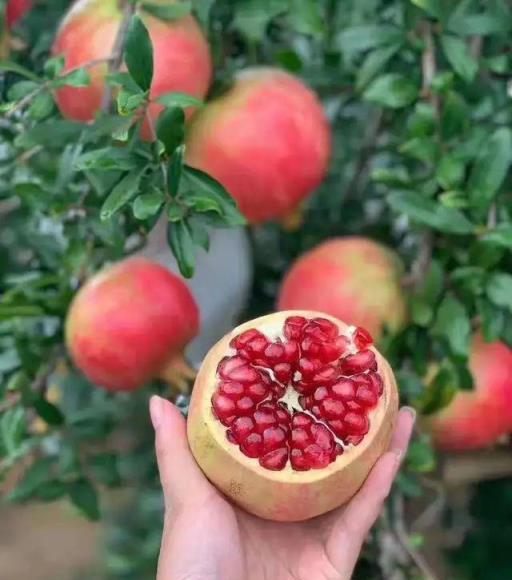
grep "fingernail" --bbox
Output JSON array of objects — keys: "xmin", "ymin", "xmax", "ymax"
[
  {"xmin": 402, "ymin": 406, "xmax": 417, "ymax": 423},
  {"xmin": 150, "ymin": 395, "xmax": 165, "ymax": 430}
]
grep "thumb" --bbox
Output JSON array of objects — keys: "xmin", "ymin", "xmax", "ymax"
[{"xmin": 150, "ymin": 395, "xmax": 211, "ymax": 509}]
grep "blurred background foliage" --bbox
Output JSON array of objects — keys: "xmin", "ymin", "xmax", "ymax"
[{"xmin": 1, "ymin": 0, "xmax": 512, "ymax": 578}]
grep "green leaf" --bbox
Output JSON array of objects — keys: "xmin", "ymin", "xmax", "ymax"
[
  {"xmin": 287, "ymin": 0, "xmax": 324, "ymax": 38},
  {"xmin": 28, "ymin": 91, "xmax": 54, "ymax": 120},
  {"xmin": 7, "ymin": 80, "xmax": 39, "ymax": 100},
  {"xmin": 479, "ymin": 300, "xmax": 506, "ymax": 342},
  {"xmin": 69, "ymin": 479, "xmax": 100, "ymax": 521},
  {"xmin": 187, "ymin": 216, "xmax": 210, "ymax": 251},
  {"xmin": 0, "ymin": 304, "xmax": 44, "ymax": 320},
  {"xmin": 436, "ymin": 155, "xmax": 465, "ymax": 189},
  {"xmin": 482, "ymin": 225, "xmax": 512, "ymax": 249},
  {"xmin": 8, "ymin": 458, "xmax": 54, "ymax": 502},
  {"xmin": 399, "ymin": 137, "xmax": 438, "ymax": 164},
  {"xmin": 468, "ymin": 128, "xmax": 512, "ymax": 207},
  {"xmin": 117, "ymin": 90, "xmax": 147, "ymax": 116},
  {"xmin": 364, "ymin": 74, "xmax": 418, "ymax": 109},
  {"xmin": 156, "ymin": 107, "xmax": 185, "ymax": 156},
  {"xmin": 156, "ymin": 92, "xmax": 203, "ymax": 109},
  {"xmin": 487, "ymin": 273, "xmax": 512, "ymax": 312},
  {"xmin": 44, "ymin": 55, "xmax": 65, "ymax": 78},
  {"xmin": 89, "ymin": 453, "xmax": 121, "ymax": 487},
  {"xmin": 35, "ymin": 481, "xmax": 68, "ymax": 502},
  {"xmin": 356, "ymin": 44, "xmax": 401, "ymax": 91},
  {"xmin": 168, "ymin": 145, "xmax": 185, "ymax": 196},
  {"xmin": 0, "ymin": 61, "xmax": 41, "ymax": 82},
  {"xmin": 388, "ymin": 192, "xmax": 474, "ymax": 235},
  {"xmin": 407, "ymin": 437, "xmax": 436, "ymax": 473},
  {"xmin": 75, "ymin": 148, "xmax": 138, "ymax": 172},
  {"xmin": 182, "ymin": 166, "xmax": 246, "ymax": 227},
  {"xmin": 132, "ymin": 190, "xmax": 165, "ymax": 220},
  {"xmin": 1, "ymin": 406, "xmax": 26, "ymax": 457},
  {"xmin": 432, "ymin": 295, "xmax": 471, "ymax": 357},
  {"xmin": 167, "ymin": 201, "xmax": 186, "ymax": 222},
  {"xmin": 52, "ymin": 68, "xmax": 91, "ymax": 88},
  {"xmin": 441, "ymin": 35, "xmax": 478, "ymax": 82},
  {"xmin": 167, "ymin": 220, "xmax": 196, "ymax": 278},
  {"xmin": 420, "ymin": 367, "xmax": 457, "ymax": 415},
  {"xmin": 33, "ymin": 397, "xmax": 65, "ymax": 426},
  {"xmin": 337, "ymin": 25, "xmax": 403, "ymax": 54},
  {"xmin": 125, "ymin": 15, "xmax": 154, "ymax": 92},
  {"xmin": 182, "ymin": 191, "xmax": 223, "ymax": 214},
  {"xmin": 15, "ymin": 120, "xmax": 83, "ymax": 149},
  {"xmin": 409, "ymin": 0, "xmax": 447, "ymax": 20},
  {"xmin": 233, "ymin": 0, "xmax": 288, "ymax": 41},
  {"xmin": 142, "ymin": 0, "xmax": 192, "ymax": 20},
  {"xmin": 441, "ymin": 91, "xmax": 468, "ymax": 139},
  {"xmin": 100, "ymin": 168, "xmax": 145, "ymax": 220},
  {"xmin": 448, "ymin": 12, "xmax": 510, "ymax": 36}
]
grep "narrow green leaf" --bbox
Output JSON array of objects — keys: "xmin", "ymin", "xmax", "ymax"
[
  {"xmin": 407, "ymin": 437, "xmax": 436, "ymax": 473},
  {"xmin": 432, "ymin": 296, "xmax": 471, "ymax": 357},
  {"xmin": 142, "ymin": 1, "xmax": 192, "ymax": 20},
  {"xmin": 1, "ymin": 407, "xmax": 26, "ymax": 457},
  {"xmin": 167, "ymin": 220, "xmax": 195, "ymax": 278},
  {"xmin": 168, "ymin": 145, "xmax": 185, "ymax": 197},
  {"xmin": 287, "ymin": 0, "xmax": 324, "ymax": 38},
  {"xmin": 69, "ymin": 479, "xmax": 100, "ymax": 521},
  {"xmin": 132, "ymin": 190, "xmax": 165, "ymax": 220},
  {"xmin": 482, "ymin": 225, "xmax": 512, "ymax": 249},
  {"xmin": 420, "ymin": 368, "xmax": 457, "ymax": 415},
  {"xmin": 468, "ymin": 128, "xmax": 512, "ymax": 207},
  {"xmin": 233, "ymin": 0, "xmax": 288, "ymax": 41},
  {"xmin": 52, "ymin": 68, "xmax": 91, "ymax": 88},
  {"xmin": 337, "ymin": 25, "xmax": 403, "ymax": 54},
  {"xmin": 125, "ymin": 15, "xmax": 154, "ymax": 92},
  {"xmin": 364, "ymin": 74, "xmax": 419, "ymax": 109},
  {"xmin": 441, "ymin": 35, "xmax": 478, "ymax": 82},
  {"xmin": 28, "ymin": 92, "xmax": 54, "ymax": 120},
  {"xmin": 187, "ymin": 216, "xmax": 210, "ymax": 251},
  {"xmin": 157, "ymin": 107, "xmax": 185, "ymax": 156},
  {"xmin": 8, "ymin": 458, "xmax": 54, "ymax": 502},
  {"xmin": 436, "ymin": 155, "xmax": 465, "ymax": 189},
  {"xmin": 156, "ymin": 92, "xmax": 203, "ymax": 109},
  {"xmin": 356, "ymin": 44, "xmax": 401, "ymax": 91},
  {"xmin": 487, "ymin": 273, "xmax": 512, "ymax": 312},
  {"xmin": 0, "ymin": 61, "xmax": 42, "ymax": 82},
  {"xmin": 100, "ymin": 168, "xmax": 145, "ymax": 220},
  {"xmin": 33, "ymin": 397, "xmax": 65, "ymax": 426},
  {"xmin": 75, "ymin": 148, "xmax": 138, "ymax": 172}
]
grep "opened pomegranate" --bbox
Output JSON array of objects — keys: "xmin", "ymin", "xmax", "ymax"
[
  {"xmin": 187, "ymin": 311, "xmax": 398, "ymax": 521},
  {"xmin": 66, "ymin": 258, "xmax": 199, "ymax": 392}
]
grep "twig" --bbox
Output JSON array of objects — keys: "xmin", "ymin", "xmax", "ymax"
[
  {"xmin": 393, "ymin": 493, "xmax": 439, "ymax": 580},
  {"xmin": 411, "ymin": 476, "xmax": 446, "ymax": 532},
  {"xmin": 487, "ymin": 202, "xmax": 497, "ymax": 228},
  {"xmin": 0, "ymin": 393, "xmax": 21, "ymax": 413},
  {"xmin": 101, "ymin": 0, "xmax": 136, "ymax": 112}
]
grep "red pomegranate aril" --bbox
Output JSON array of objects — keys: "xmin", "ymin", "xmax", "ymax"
[
  {"xmin": 346, "ymin": 400, "xmax": 363, "ymax": 412},
  {"xmin": 298, "ymin": 357, "xmax": 322, "ymax": 378},
  {"xmin": 356, "ymin": 386, "xmax": 378, "ymax": 408},
  {"xmin": 328, "ymin": 419, "xmax": 346, "ymax": 438},
  {"xmin": 304, "ymin": 444, "xmax": 331, "ymax": 469},
  {"xmin": 294, "ymin": 380, "xmax": 316, "ymax": 396},
  {"xmin": 247, "ymin": 382, "xmax": 268, "ymax": 401},
  {"xmin": 340, "ymin": 350, "xmax": 377, "ymax": 375},
  {"xmin": 254, "ymin": 409, "xmax": 277, "ymax": 432},
  {"xmin": 311, "ymin": 317, "xmax": 339, "ymax": 339},
  {"xmin": 332, "ymin": 379, "xmax": 356, "ymax": 400},
  {"xmin": 292, "ymin": 412, "xmax": 312, "ymax": 428},
  {"xmin": 274, "ymin": 362, "xmax": 293, "ymax": 383},
  {"xmin": 226, "ymin": 430, "xmax": 237, "ymax": 444},
  {"xmin": 218, "ymin": 356, "xmax": 245, "ymax": 378},
  {"xmin": 344, "ymin": 413, "xmax": 369, "ymax": 435},
  {"xmin": 220, "ymin": 382, "xmax": 245, "ymax": 398},
  {"xmin": 230, "ymin": 329, "xmax": 264, "ymax": 349},
  {"xmin": 259, "ymin": 448, "xmax": 288, "ymax": 471},
  {"xmin": 312, "ymin": 364, "xmax": 339, "ymax": 385},
  {"xmin": 311, "ymin": 423, "xmax": 335, "ymax": 451},
  {"xmin": 346, "ymin": 435, "xmax": 364, "ymax": 446},
  {"xmin": 292, "ymin": 428, "xmax": 309, "ymax": 448},
  {"xmin": 231, "ymin": 416, "xmax": 255, "ymax": 441},
  {"xmin": 290, "ymin": 448, "xmax": 310, "ymax": 471},
  {"xmin": 313, "ymin": 386, "xmax": 329, "ymax": 401},
  {"xmin": 263, "ymin": 426, "xmax": 287, "ymax": 451},
  {"xmin": 264, "ymin": 342, "xmax": 286, "ymax": 364},
  {"xmin": 353, "ymin": 327, "xmax": 374, "ymax": 350},
  {"xmin": 311, "ymin": 405, "xmax": 321, "ymax": 417},
  {"xmin": 369, "ymin": 372, "xmax": 384, "ymax": 396},
  {"xmin": 284, "ymin": 316, "xmax": 307, "ymax": 340},
  {"xmin": 317, "ymin": 341, "xmax": 341, "ymax": 363},
  {"xmin": 334, "ymin": 335, "xmax": 351, "ymax": 357},
  {"xmin": 301, "ymin": 337, "xmax": 321, "ymax": 357},
  {"xmin": 320, "ymin": 398, "xmax": 345, "ymax": 419},
  {"xmin": 240, "ymin": 433, "xmax": 263, "ymax": 458},
  {"xmin": 236, "ymin": 397, "xmax": 255, "ymax": 414},
  {"xmin": 212, "ymin": 393, "xmax": 236, "ymax": 419},
  {"xmin": 352, "ymin": 374, "xmax": 372, "ymax": 389},
  {"xmin": 283, "ymin": 340, "xmax": 299, "ymax": 363}
]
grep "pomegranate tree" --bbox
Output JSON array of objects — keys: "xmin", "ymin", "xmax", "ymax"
[
  {"xmin": 187, "ymin": 311, "xmax": 398, "ymax": 521},
  {"xmin": 186, "ymin": 67, "xmax": 331, "ymax": 224},
  {"xmin": 52, "ymin": 0, "xmax": 212, "ymax": 135},
  {"xmin": 427, "ymin": 334, "xmax": 512, "ymax": 451},
  {"xmin": 66, "ymin": 258, "xmax": 199, "ymax": 392},
  {"xmin": 278, "ymin": 237, "xmax": 407, "ymax": 341}
]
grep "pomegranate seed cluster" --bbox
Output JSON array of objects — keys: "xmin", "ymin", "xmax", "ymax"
[{"xmin": 211, "ymin": 316, "xmax": 383, "ymax": 471}]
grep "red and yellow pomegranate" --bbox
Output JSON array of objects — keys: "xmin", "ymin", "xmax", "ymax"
[
  {"xmin": 278, "ymin": 237, "xmax": 407, "ymax": 341},
  {"xmin": 6, "ymin": 0, "xmax": 32, "ymax": 29},
  {"xmin": 52, "ymin": 0, "xmax": 212, "ymax": 137},
  {"xmin": 427, "ymin": 334, "xmax": 512, "ymax": 451},
  {"xmin": 66, "ymin": 258, "xmax": 199, "ymax": 392},
  {"xmin": 186, "ymin": 68, "xmax": 331, "ymax": 224},
  {"xmin": 187, "ymin": 311, "xmax": 398, "ymax": 521}
]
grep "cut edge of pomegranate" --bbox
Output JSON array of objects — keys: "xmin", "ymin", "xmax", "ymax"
[{"xmin": 190, "ymin": 310, "xmax": 397, "ymax": 483}]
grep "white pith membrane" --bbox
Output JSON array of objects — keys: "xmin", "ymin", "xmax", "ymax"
[{"xmin": 210, "ymin": 315, "xmax": 385, "ymax": 472}]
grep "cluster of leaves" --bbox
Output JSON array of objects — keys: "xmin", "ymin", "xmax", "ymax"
[{"xmin": 1, "ymin": 0, "xmax": 511, "ymax": 578}]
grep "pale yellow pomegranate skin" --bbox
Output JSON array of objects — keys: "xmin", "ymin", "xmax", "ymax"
[{"xmin": 187, "ymin": 311, "xmax": 399, "ymax": 522}]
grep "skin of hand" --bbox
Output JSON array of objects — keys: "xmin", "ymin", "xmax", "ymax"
[{"xmin": 150, "ymin": 396, "xmax": 416, "ymax": 580}]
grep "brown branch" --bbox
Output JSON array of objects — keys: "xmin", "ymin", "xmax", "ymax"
[
  {"xmin": 0, "ymin": 393, "xmax": 21, "ymax": 414},
  {"xmin": 101, "ymin": 0, "xmax": 136, "ymax": 113}
]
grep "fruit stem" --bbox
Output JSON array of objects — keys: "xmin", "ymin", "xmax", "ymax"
[{"xmin": 158, "ymin": 354, "xmax": 197, "ymax": 396}]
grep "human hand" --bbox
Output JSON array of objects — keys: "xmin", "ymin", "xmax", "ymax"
[{"xmin": 150, "ymin": 396, "xmax": 415, "ymax": 580}]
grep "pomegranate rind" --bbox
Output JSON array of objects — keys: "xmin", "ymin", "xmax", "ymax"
[{"xmin": 187, "ymin": 310, "xmax": 399, "ymax": 522}]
